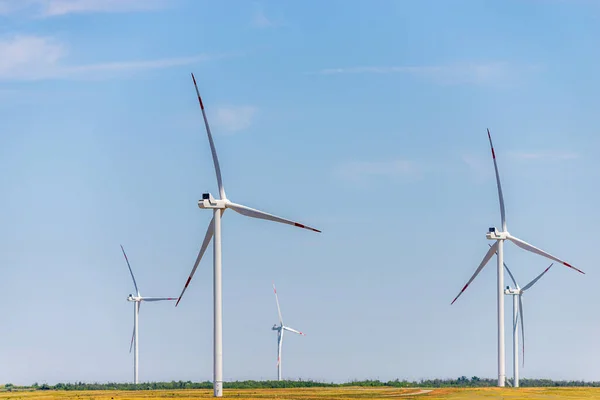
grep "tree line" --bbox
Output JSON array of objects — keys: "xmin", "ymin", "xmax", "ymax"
[{"xmin": 3, "ymin": 377, "xmax": 600, "ymax": 391}]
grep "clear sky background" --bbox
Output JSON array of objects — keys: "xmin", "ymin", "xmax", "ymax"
[{"xmin": 1, "ymin": 0, "xmax": 600, "ymax": 386}]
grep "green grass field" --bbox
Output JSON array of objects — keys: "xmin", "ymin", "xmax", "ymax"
[{"xmin": 2, "ymin": 387, "xmax": 600, "ymax": 400}]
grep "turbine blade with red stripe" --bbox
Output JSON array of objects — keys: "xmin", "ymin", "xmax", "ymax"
[
  {"xmin": 451, "ymin": 241, "xmax": 498, "ymax": 305},
  {"xmin": 283, "ymin": 326, "xmax": 305, "ymax": 336},
  {"xmin": 226, "ymin": 202, "xmax": 321, "ymax": 233},
  {"xmin": 507, "ymin": 234, "xmax": 584, "ymax": 274},
  {"xmin": 141, "ymin": 297, "xmax": 178, "ymax": 302},
  {"xmin": 191, "ymin": 73, "xmax": 226, "ymax": 200},
  {"xmin": 487, "ymin": 129, "xmax": 507, "ymax": 231},
  {"xmin": 176, "ymin": 216, "xmax": 215, "ymax": 306}
]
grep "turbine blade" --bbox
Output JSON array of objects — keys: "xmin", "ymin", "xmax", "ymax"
[
  {"xmin": 176, "ymin": 216, "xmax": 215, "ymax": 306},
  {"xmin": 507, "ymin": 234, "xmax": 584, "ymax": 274},
  {"xmin": 504, "ymin": 264, "xmax": 519, "ymax": 290},
  {"xmin": 519, "ymin": 295, "xmax": 525, "ymax": 367},
  {"xmin": 489, "ymin": 244, "xmax": 519, "ymax": 289},
  {"xmin": 521, "ymin": 264, "xmax": 554, "ymax": 292},
  {"xmin": 191, "ymin": 73, "xmax": 226, "ymax": 200},
  {"xmin": 451, "ymin": 241, "xmax": 499, "ymax": 305},
  {"xmin": 283, "ymin": 326, "xmax": 305, "ymax": 336},
  {"xmin": 129, "ymin": 324, "xmax": 135, "ymax": 353},
  {"xmin": 227, "ymin": 202, "xmax": 321, "ymax": 233},
  {"xmin": 273, "ymin": 283, "xmax": 283, "ymax": 325},
  {"xmin": 121, "ymin": 245, "xmax": 140, "ymax": 296},
  {"xmin": 487, "ymin": 129, "xmax": 507, "ymax": 231},
  {"xmin": 277, "ymin": 330, "xmax": 283, "ymax": 367},
  {"xmin": 141, "ymin": 297, "xmax": 178, "ymax": 302}
]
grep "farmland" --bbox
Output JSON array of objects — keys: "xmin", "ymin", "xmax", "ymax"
[{"xmin": 2, "ymin": 387, "xmax": 600, "ymax": 400}]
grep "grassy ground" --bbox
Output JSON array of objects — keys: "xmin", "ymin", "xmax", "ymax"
[{"xmin": 2, "ymin": 387, "xmax": 600, "ymax": 399}]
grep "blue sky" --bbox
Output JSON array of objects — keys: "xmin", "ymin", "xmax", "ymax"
[{"xmin": 1, "ymin": 0, "xmax": 600, "ymax": 385}]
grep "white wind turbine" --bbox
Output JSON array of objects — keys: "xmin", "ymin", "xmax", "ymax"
[
  {"xmin": 450, "ymin": 129, "xmax": 584, "ymax": 387},
  {"xmin": 121, "ymin": 245, "xmax": 178, "ymax": 384},
  {"xmin": 502, "ymin": 255, "xmax": 553, "ymax": 388},
  {"xmin": 176, "ymin": 73, "xmax": 321, "ymax": 397},
  {"xmin": 272, "ymin": 283, "xmax": 305, "ymax": 381}
]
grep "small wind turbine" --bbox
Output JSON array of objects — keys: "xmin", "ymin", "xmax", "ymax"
[
  {"xmin": 503, "ymin": 257, "xmax": 553, "ymax": 388},
  {"xmin": 120, "ymin": 245, "xmax": 177, "ymax": 384},
  {"xmin": 176, "ymin": 73, "xmax": 321, "ymax": 397},
  {"xmin": 450, "ymin": 129, "xmax": 583, "ymax": 387},
  {"xmin": 272, "ymin": 283, "xmax": 305, "ymax": 381}
]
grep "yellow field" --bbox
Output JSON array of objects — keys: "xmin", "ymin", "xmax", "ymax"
[{"xmin": 2, "ymin": 387, "xmax": 600, "ymax": 400}]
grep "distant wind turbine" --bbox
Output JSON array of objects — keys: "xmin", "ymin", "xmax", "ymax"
[
  {"xmin": 120, "ymin": 245, "xmax": 177, "ymax": 384},
  {"xmin": 175, "ymin": 73, "xmax": 321, "ymax": 397},
  {"xmin": 503, "ymin": 256, "xmax": 553, "ymax": 388},
  {"xmin": 272, "ymin": 283, "xmax": 305, "ymax": 381},
  {"xmin": 450, "ymin": 129, "xmax": 583, "ymax": 387}
]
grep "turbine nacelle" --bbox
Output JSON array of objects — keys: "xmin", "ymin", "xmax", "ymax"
[
  {"xmin": 272, "ymin": 324, "xmax": 280, "ymax": 330},
  {"xmin": 504, "ymin": 287, "xmax": 520, "ymax": 295},
  {"xmin": 199, "ymin": 192, "xmax": 227, "ymax": 209},
  {"xmin": 127, "ymin": 294, "xmax": 136, "ymax": 302},
  {"xmin": 487, "ymin": 227, "xmax": 508, "ymax": 240}
]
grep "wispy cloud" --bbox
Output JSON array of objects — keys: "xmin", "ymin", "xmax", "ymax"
[
  {"xmin": 333, "ymin": 159, "xmax": 419, "ymax": 184},
  {"xmin": 0, "ymin": 35, "xmax": 222, "ymax": 81},
  {"xmin": 509, "ymin": 150, "xmax": 579, "ymax": 160},
  {"xmin": 213, "ymin": 106, "xmax": 258, "ymax": 133},
  {"xmin": 316, "ymin": 62, "xmax": 539, "ymax": 85},
  {"xmin": 0, "ymin": 0, "xmax": 166, "ymax": 17},
  {"xmin": 252, "ymin": 9, "xmax": 276, "ymax": 28}
]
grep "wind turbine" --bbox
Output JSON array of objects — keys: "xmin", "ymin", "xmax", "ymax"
[
  {"xmin": 176, "ymin": 73, "xmax": 321, "ymax": 397},
  {"xmin": 272, "ymin": 283, "xmax": 305, "ymax": 381},
  {"xmin": 450, "ymin": 129, "xmax": 584, "ymax": 387},
  {"xmin": 120, "ymin": 245, "xmax": 177, "ymax": 384},
  {"xmin": 502, "ymin": 257, "xmax": 553, "ymax": 388}
]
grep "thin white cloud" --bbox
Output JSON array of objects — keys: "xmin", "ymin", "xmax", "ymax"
[
  {"xmin": 317, "ymin": 62, "xmax": 539, "ymax": 85},
  {"xmin": 0, "ymin": 0, "xmax": 166, "ymax": 17},
  {"xmin": 334, "ymin": 159, "xmax": 419, "ymax": 183},
  {"xmin": 213, "ymin": 106, "xmax": 258, "ymax": 133},
  {"xmin": 252, "ymin": 9, "xmax": 275, "ymax": 28},
  {"xmin": 0, "ymin": 35, "xmax": 222, "ymax": 81},
  {"xmin": 509, "ymin": 150, "xmax": 579, "ymax": 160}
]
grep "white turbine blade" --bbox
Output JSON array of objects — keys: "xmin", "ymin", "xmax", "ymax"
[
  {"xmin": 451, "ymin": 241, "xmax": 499, "ymax": 305},
  {"xmin": 489, "ymin": 244, "xmax": 519, "ymax": 289},
  {"xmin": 277, "ymin": 330, "xmax": 283, "ymax": 367},
  {"xmin": 120, "ymin": 245, "xmax": 140, "ymax": 296},
  {"xmin": 176, "ymin": 216, "xmax": 215, "ymax": 306},
  {"xmin": 129, "ymin": 324, "xmax": 135, "ymax": 353},
  {"xmin": 487, "ymin": 129, "xmax": 506, "ymax": 231},
  {"xmin": 283, "ymin": 326, "xmax": 305, "ymax": 336},
  {"xmin": 504, "ymin": 264, "xmax": 519, "ymax": 290},
  {"xmin": 273, "ymin": 283, "xmax": 283, "ymax": 325},
  {"xmin": 141, "ymin": 297, "xmax": 178, "ymax": 302},
  {"xmin": 191, "ymin": 73, "xmax": 226, "ymax": 200},
  {"xmin": 521, "ymin": 264, "xmax": 554, "ymax": 292},
  {"xmin": 519, "ymin": 295, "xmax": 525, "ymax": 367},
  {"xmin": 507, "ymin": 234, "xmax": 584, "ymax": 274},
  {"xmin": 226, "ymin": 202, "xmax": 321, "ymax": 233}
]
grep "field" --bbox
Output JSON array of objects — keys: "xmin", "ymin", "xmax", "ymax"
[{"xmin": 2, "ymin": 387, "xmax": 600, "ymax": 400}]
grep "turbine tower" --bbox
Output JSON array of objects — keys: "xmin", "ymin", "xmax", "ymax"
[
  {"xmin": 272, "ymin": 283, "xmax": 305, "ymax": 381},
  {"xmin": 121, "ymin": 245, "xmax": 177, "ymax": 384},
  {"xmin": 450, "ymin": 129, "xmax": 583, "ymax": 387},
  {"xmin": 503, "ymin": 258, "xmax": 553, "ymax": 388},
  {"xmin": 176, "ymin": 73, "xmax": 321, "ymax": 397}
]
